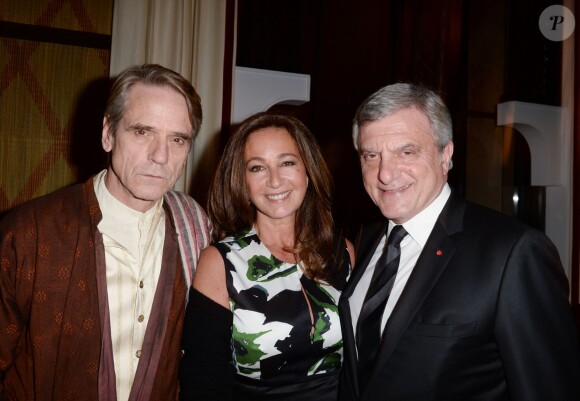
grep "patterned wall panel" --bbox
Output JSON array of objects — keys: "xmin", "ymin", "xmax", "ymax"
[
  {"xmin": 0, "ymin": 0, "xmax": 113, "ymax": 215},
  {"xmin": 1, "ymin": 0, "xmax": 112, "ymax": 34}
]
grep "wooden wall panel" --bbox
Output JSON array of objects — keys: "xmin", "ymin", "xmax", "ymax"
[
  {"xmin": 0, "ymin": 0, "xmax": 113, "ymax": 215},
  {"xmin": 0, "ymin": 0, "xmax": 112, "ymax": 34}
]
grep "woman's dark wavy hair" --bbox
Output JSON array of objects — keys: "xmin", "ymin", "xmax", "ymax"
[{"xmin": 208, "ymin": 112, "xmax": 337, "ymax": 282}]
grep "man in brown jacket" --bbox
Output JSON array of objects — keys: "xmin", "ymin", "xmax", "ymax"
[{"xmin": 0, "ymin": 64, "xmax": 211, "ymax": 400}]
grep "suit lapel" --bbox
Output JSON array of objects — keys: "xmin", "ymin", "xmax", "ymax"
[
  {"xmin": 339, "ymin": 222, "xmax": 386, "ymax": 398},
  {"xmin": 367, "ymin": 195, "xmax": 465, "ymax": 388},
  {"xmin": 342, "ymin": 222, "xmax": 386, "ymax": 298}
]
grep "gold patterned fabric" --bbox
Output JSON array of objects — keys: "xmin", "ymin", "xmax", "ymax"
[{"xmin": 0, "ymin": 0, "xmax": 113, "ymax": 215}]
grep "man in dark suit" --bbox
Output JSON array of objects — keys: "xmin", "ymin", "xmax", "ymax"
[{"xmin": 338, "ymin": 83, "xmax": 580, "ymax": 400}]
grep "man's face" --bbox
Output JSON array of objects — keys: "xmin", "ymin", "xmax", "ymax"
[
  {"xmin": 101, "ymin": 83, "xmax": 193, "ymax": 212},
  {"xmin": 358, "ymin": 107, "xmax": 453, "ymax": 224}
]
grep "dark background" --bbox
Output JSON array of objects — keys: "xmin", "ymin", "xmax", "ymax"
[{"xmin": 235, "ymin": 0, "xmax": 563, "ymax": 237}]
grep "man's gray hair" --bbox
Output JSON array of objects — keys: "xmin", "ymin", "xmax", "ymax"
[{"xmin": 352, "ymin": 83, "xmax": 453, "ymax": 155}]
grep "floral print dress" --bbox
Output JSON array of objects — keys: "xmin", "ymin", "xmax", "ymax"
[{"xmin": 215, "ymin": 227, "xmax": 350, "ymax": 400}]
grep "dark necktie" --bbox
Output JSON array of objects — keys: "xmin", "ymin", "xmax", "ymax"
[{"xmin": 356, "ymin": 224, "xmax": 408, "ymax": 391}]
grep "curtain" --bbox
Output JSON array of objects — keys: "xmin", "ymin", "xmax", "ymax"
[{"xmin": 109, "ymin": 0, "xmax": 228, "ymax": 195}]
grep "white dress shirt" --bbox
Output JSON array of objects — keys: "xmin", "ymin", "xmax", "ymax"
[
  {"xmin": 94, "ymin": 170, "xmax": 165, "ymax": 401},
  {"xmin": 350, "ymin": 184, "xmax": 451, "ymax": 341}
]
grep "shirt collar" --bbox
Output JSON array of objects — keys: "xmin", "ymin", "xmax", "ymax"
[
  {"xmin": 391, "ymin": 183, "xmax": 451, "ymax": 248},
  {"xmin": 94, "ymin": 169, "xmax": 164, "ymax": 220},
  {"xmin": 94, "ymin": 170, "xmax": 164, "ymax": 248}
]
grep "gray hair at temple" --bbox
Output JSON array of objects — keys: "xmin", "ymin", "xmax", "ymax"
[
  {"xmin": 104, "ymin": 64, "xmax": 203, "ymax": 140},
  {"xmin": 352, "ymin": 83, "xmax": 453, "ymax": 169}
]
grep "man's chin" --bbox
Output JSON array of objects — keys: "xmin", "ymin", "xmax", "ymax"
[
  {"xmin": 377, "ymin": 204, "xmax": 406, "ymax": 221},
  {"xmin": 133, "ymin": 187, "xmax": 170, "ymax": 203}
]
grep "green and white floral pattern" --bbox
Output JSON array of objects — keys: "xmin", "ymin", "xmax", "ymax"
[{"xmin": 215, "ymin": 227, "xmax": 348, "ymax": 381}]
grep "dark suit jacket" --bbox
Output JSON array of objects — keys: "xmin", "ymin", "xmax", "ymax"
[{"xmin": 339, "ymin": 193, "xmax": 580, "ymax": 401}]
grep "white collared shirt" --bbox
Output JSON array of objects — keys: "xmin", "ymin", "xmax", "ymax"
[
  {"xmin": 350, "ymin": 184, "xmax": 451, "ymax": 341},
  {"xmin": 94, "ymin": 170, "xmax": 165, "ymax": 401}
]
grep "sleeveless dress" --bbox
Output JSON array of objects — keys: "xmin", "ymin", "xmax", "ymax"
[{"xmin": 214, "ymin": 227, "xmax": 350, "ymax": 401}]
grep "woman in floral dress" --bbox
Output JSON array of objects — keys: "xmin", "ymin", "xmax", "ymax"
[{"xmin": 179, "ymin": 112, "xmax": 354, "ymax": 400}]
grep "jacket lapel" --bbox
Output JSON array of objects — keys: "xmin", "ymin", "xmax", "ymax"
[
  {"xmin": 366, "ymin": 195, "xmax": 465, "ymax": 389},
  {"xmin": 339, "ymin": 222, "xmax": 386, "ymax": 398},
  {"xmin": 342, "ymin": 222, "xmax": 387, "ymax": 298}
]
